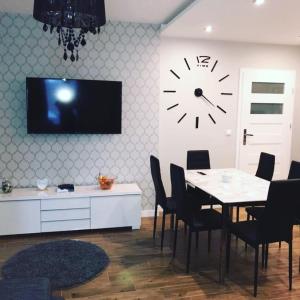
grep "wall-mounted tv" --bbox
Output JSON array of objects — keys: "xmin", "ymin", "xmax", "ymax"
[{"xmin": 26, "ymin": 77, "xmax": 122, "ymax": 134}]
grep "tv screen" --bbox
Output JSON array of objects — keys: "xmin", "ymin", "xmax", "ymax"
[{"xmin": 26, "ymin": 77, "xmax": 122, "ymax": 134}]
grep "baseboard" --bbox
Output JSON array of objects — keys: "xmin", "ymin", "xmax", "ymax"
[{"xmin": 141, "ymin": 210, "xmax": 155, "ymax": 217}]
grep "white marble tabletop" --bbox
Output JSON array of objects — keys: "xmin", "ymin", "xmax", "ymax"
[{"xmin": 185, "ymin": 168, "xmax": 270, "ymax": 205}]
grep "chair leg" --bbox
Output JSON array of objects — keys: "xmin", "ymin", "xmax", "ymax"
[
  {"xmin": 184, "ymin": 223, "xmax": 187, "ymax": 234},
  {"xmin": 229, "ymin": 207, "xmax": 233, "ymax": 220},
  {"xmin": 265, "ymin": 244, "xmax": 269, "ymax": 269},
  {"xmin": 186, "ymin": 228, "xmax": 192, "ymax": 273},
  {"xmin": 173, "ymin": 218, "xmax": 179, "ymax": 258},
  {"xmin": 170, "ymin": 213, "xmax": 175, "ymax": 230},
  {"xmin": 289, "ymin": 240, "xmax": 293, "ymax": 291},
  {"xmin": 261, "ymin": 244, "xmax": 265, "ymax": 269},
  {"xmin": 160, "ymin": 211, "xmax": 166, "ymax": 251},
  {"xmin": 153, "ymin": 203, "xmax": 158, "ymax": 239},
  {"xmin": 254, "ymin": 246, "xmax": 259, "ymax": 297},
  {"xmin": 235, "ymin": 206, "xmax": 239, "ymax": 243},
  {"xmin": 236, "ymin": 206, "xmax": 240, "ymax": 222},
  {"xmin": 196, "ymin": 231, "xmax": 199, "ymax": 249},
  {"xmin": 245, "ymin": 213, "xmax": 250, "ymax": 250},
  {"xmin": 226, "ymin": 232, "xmax": 231, "ymax": 274},
  {"xmin": 208, "ymin": 230, "xmax": 212, "ymax": 252}
]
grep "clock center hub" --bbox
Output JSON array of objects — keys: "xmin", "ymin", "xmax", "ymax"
[{"xmin": 194, "ymin": 88, "xmax": 203, "ymax": 98}]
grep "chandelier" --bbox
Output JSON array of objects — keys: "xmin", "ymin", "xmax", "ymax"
[{"xmin": 33, "ymin": 0, "xmax": 106, "ymax": 62}]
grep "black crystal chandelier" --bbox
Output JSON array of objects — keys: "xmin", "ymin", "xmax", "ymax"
[{"xmin": 33, "ymin": 0, "xmax": 106, "ymax": 62}]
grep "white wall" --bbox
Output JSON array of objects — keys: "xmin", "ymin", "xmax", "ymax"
[{"xmin": 160, "ymin": 37, "xmax": 300, "ymax": 194}]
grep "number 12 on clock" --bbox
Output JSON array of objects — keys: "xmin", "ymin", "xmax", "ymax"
[{"xmin": 197, "ymin": 56, "xmax": 211, "ymax": 67}]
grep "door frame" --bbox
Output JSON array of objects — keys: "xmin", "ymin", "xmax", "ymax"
[{"xmin": 235, "ymin": 68, "xmax": 296, "ymax": 175}]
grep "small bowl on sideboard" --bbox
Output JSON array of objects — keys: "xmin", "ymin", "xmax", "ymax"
[{"xmin": 98, "ymin": 177, "xmax": 114, "ymax": 190}]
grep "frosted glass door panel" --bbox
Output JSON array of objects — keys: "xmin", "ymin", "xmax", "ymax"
[
  {"xmin": 252, "ymin": 82, "xmax": 285, "ymax": 94},
  {"xmin": 250, "ymin": 103, "xmax": 283, "ymax": 114}
]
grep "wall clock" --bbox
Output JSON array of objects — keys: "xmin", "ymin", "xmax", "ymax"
[{"xmin": 163, "ymin": 56, "xmax": 233, "ymax": 127}]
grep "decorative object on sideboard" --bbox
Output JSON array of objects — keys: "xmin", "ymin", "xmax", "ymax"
[
  {"xmin": 57, "ymin": 184, "xmax": 75, "ymax": 192},
  {"xmin": 33, "ymin": 0, "xmax": 106, "ymax": 62},
  {"xmin": 97, "ymin": 175, "xmax": 114, "ymax": 190},
  {"xmin": 1, "ymin": 179, "xmax": 12, "ymax": 194},
  {"xmin": 36, "ymin": 178, "xmax": 48, "ymax": 191}
]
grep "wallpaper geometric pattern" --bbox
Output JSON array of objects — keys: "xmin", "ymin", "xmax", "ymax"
[{"xmin": 0, "ymin": 13, "xmax": 160, "ymax": 210}]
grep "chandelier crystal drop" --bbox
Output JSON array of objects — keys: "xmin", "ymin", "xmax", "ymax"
[{"xmin": 33, "ymin": 0, "xmax": 106, "ymax": 62}]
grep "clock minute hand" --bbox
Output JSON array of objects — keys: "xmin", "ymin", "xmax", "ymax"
[{"xmin": 202, "ymin": 94, "xmax": 215, "ymax": 107}]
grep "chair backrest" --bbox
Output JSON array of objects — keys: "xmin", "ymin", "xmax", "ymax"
[
  {"xmin": 255, "ymin": 152, "xmax": 275, "ymax": 181},
  {"xmin": 288, "ymin": 160, "xmax": 300, "ymax": 179},
  {"xmin": 288, "ymin": 161, "xmax": 300, "ymax": 221},
  {"xmin": 187, "ymin": 150, "xmax": 210, "ymax": 170},
  {"xmin": 170, "ymin": 164, "xmax": 187, "ymax": 220},
  {"xmin": 258, "ymin": 179, "xmax": 300, "ymax": 243},
  {"xmin": 150, "ymin": 155, "xmax": 167, "ymax": 208}
]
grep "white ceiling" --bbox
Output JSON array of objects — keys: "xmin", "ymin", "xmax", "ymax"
[
  {"xmin": 0, "ymin": 0, "xmax": 194, "ymax": 24},
  {"xmin": 2, "ymin": 0, "xmax": 300, "ymax": 46},
  {"xmin": 161, "ymin": 0, "xmax": 300, "ymax": 46}
]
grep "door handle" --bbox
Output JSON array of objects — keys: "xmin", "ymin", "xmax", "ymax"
[{"xmin": 243, "ymin": 129, "xmax": 254, "ymax": 145}]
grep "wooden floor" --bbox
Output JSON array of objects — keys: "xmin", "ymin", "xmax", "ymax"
[{"xmin": 1, "ymin": 209, "xmax": 300, "ymax": 299}]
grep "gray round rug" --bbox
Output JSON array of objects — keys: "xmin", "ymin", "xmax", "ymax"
[{"xmin": 2, "ymin": 240, "xmax": 109, "ymax": 290}]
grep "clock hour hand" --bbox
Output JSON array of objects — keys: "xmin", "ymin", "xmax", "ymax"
[{"xmin": 201, "ymin": 94, "xmax": 215, "ymax": 107}]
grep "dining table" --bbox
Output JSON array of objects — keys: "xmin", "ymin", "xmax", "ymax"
[{"xmin": 185, "ymin": 168, "xmax": 270, "ymax": 283}]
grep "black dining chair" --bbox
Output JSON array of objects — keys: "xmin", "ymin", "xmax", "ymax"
[
  {"xmin": 170, "ymin": 163, "xmax": 222, "ymax": 273},
  {"xmin": 236, "ymin": 152, "xmax": 275, "ymax": 223},
  {"xmin": 186, "ymin": 150, "xmax": 217, "ymax": 206},
  {"xmin": 246, "ymin": 160, "xmax": 300, "ymax": 221},
  {"xmin": 246, "ymin": 160, "xmax": 300, "ymax": 252},
  {"xmin": 226, "ymin": 179, "xmax": 300, "ymax": 297},
  {"xmin": 150, "ymin": 155, "xmax": 176, "ymax": 251},
  {"xmin": 186, "ymin": 150, "xmax": 219, "ymax": 250},
  {"xmin": 255, "ymin": 152, "xmax": 276, "ymax": 181},
  {"xmin": 290, "ymin": 161, "xmax": 300, "ymax": 226},
  {"xmin": 187, "ymin": 150, "xmax": 210, "ymax": 170}
]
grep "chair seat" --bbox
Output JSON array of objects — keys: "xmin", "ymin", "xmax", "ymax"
[
  {"xmin": 187, "ymin": 187, "xmax": 219, "ymax": 206},
  {"xmin": 165, "ymin": 197, "xmax": 176, "ymax": 212},
  {"xmin": 230, "ymin": 220, "xmax": 260, "ymax": 246},
  {"xmin": 246, "ymin": 206, "xmax": 300, "ymax": 227},
  {"xmin": 295, "ymin": 215, "xmax": 300, "ymax": 225},
  {"xmin": 190, "ymin": 209, "xmax": 222, "ymax": 231},
  {"xmin": 230, "ymin": 220, "xmax": 289, "ymax": 246},
  {"xmin": 246, "ymin": 206, "xmax": 265, "ymax": 219}
]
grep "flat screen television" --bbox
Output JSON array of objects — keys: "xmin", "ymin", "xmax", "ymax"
[{"xmin": 26, "ymin": 77, "xmax": 122, "ymax": 134}]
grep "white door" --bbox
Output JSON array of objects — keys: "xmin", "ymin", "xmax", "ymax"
[{"xmin": 237, "ymin": 69, "xmax": 295, "ymax": 179}]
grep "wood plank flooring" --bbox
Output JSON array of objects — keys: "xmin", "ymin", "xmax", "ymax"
[{"xmin": 1, "ymin": 209, "xmax": 300, "ymax": 299}]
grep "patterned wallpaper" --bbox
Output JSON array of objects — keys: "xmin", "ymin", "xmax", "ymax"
[{"xmin": 0, "ymin": 13, "xmax": 160, "ymax": 210}]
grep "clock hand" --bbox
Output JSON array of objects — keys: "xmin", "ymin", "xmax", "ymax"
[{"xmin": 201, "ymin": 94, "xmax": 215, "ymax": 107}]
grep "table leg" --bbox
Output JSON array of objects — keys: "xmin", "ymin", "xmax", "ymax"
[{"xmin": 219, "ymin": 203, "xmax": 230, "ymax": 283}]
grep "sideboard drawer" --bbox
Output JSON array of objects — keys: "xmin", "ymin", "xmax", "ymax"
[
  {"xmin": 41, "ymin": 219, "xmax": 90, "ymax": 233},
  {"xmin": 41, "ymin": 198, "xmax": 90, "ymax": 210},
  {"xmin": 41, "ymin": 208, "xmax": 90, "ymax": 222}
]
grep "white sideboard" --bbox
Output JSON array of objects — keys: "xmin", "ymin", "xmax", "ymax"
[{"xmin": 0, "ymin": 184, "xmax": 142, "ymax": 236}]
